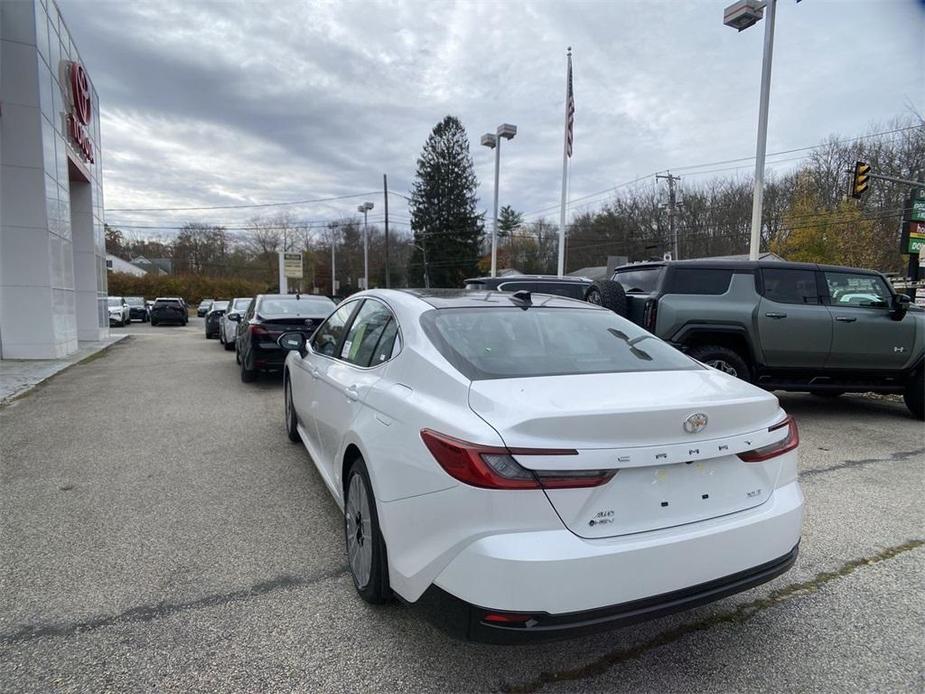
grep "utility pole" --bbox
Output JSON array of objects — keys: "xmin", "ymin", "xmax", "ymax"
[
  {"xmin": 656, "ymin": 172, "xmax": 682, "ymax": 260},
  {"xmin": 330, "ymin": 225, "xmax": 337, "ymax": 297},
  {"xmin": 383, "ymin": 174, "xmax": 390, "ymax": 288}
]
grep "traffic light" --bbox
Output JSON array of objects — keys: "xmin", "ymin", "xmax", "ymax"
[{"xmin": 850, "ymin": 161, "xmax": 871, "ymax": 199}]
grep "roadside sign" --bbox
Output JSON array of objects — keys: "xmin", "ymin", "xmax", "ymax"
[
  {"xmin": 911, "ymin": 199, "xmax": 925, "ymax": 223},
  {"xmin": 283, "ymin": 252, "xmax": 303, "ymax": 279},
  {"xmin": 907, "ymin": 221, "xmax": 925, "ymax": 254}
]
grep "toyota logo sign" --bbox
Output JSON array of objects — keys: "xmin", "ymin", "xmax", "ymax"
[{"xmin": 66, "ymin": 62, "xmax": 94, "ymax": 163}]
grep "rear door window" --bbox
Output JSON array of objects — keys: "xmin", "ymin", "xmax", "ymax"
[
  {"xmin": 613, "ymin": 267, "xmax": 664, "ymax": 294},
  {"xmin": 340, "ymin": 300, "xmax": 400, "ymax": 367},
  {"xmin": 761, "ymin": 269, "xmax": 820, "ymax": 305},
  {"xmin": 664, "ymin": 268, "xmax": 734, "ymax": 295}
]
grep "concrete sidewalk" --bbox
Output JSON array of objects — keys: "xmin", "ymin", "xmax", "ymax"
[{"xmin": 0, "ymin": 335, "xmax": 128, "ymax": 405}]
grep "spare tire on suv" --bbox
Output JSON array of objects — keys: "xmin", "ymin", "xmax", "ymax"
[{"xmin": 585, "ymin": 280, "xmax": 628, "ymax": 317}]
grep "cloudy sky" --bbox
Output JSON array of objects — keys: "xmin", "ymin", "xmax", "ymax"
[{"xmin": 59, "ymin": 0, "xmax": 924, "ymax": 239}]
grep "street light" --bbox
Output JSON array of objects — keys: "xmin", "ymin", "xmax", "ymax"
[
  {"xmin": 357, "ymin": 201, "xmax": 374, "ymax": 289},
  {"xmin": 725, "ymin": 0, "xmax": 777, "ymax": 260},
  {"xmin": 481, "ymin": 123, "xmax": 517, "ymax": 277}
]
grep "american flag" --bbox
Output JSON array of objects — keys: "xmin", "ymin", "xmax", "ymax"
[{"xmin": 566, "ymin": 52, "xmax": 575, "ymax": 158}]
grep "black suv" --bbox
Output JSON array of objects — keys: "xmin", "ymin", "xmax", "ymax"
[
  {"xmin": 150, "ymin": 297, "xmax": 188, "ymax": 326},
  {"xmin": 235, "ymin": 293, "xmax": 336, "ymax": 382},
  {"xmin": 585, "ymin": 260, "xmax": 923, "ymax": 419}
]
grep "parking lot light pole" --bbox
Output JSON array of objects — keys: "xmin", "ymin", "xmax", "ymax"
[
  {"xmin": 481, "ymin": 124, "xmax": 517, "ymax": 277},
  {"xmin": 357, "ymin": 202, "xmax": 374, "ymax": 289},
  {"xmin": 725, "ymin": 0, "xmax": 777, "ymax": 261}
]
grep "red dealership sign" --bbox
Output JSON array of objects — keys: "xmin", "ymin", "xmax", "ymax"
[{"xmin": 66, "ymin": 62, "xmax": 94, "ymax": 163}]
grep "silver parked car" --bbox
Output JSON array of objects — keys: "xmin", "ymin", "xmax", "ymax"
[{"xmin": 219, "ymin": 297, "xmax": 253, "ymax": 350}]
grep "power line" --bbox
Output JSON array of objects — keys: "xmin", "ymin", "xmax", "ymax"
[{"xmin": 107, "ymin": 191, "xmax": 381, "ymax": 213}]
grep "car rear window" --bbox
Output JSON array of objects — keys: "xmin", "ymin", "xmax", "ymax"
[
  {"xmin": 259, "ymin": 296, "xmax": 335, "ymax": 315},
  {"xmin": 613, "ymin": 267, "xmax": 665, "ymax": 294},
  {"xmin": 497, "ymin": 281, "xmax": 589, "ymax": 300},
  {"xmin": 664, "ymin": 268, "xmax": 735, "ymax": 295},
  {"xmin": 154, "ymin": 300, "xmax": 182, "ymax": 307},
  {"xmin": 211, "ymin": 301, "xmax": 229, "ymax": 311},
  {"xmin": 421, "ymin": 307, "xmax": 698, "ymax": 380}
]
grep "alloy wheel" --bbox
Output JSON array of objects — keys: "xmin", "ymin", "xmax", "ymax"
[
  {"xmin": 587, "ymin": 289, "xmax": 602, "ymax": 305},
  {"xmin": 345, "ymin": 474, "xmax": 373, "ymax": 589}
]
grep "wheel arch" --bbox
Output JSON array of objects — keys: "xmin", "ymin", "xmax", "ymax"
[{"xmin": 672, "ymin": 324, "xmax": 759, "ymax": 368}]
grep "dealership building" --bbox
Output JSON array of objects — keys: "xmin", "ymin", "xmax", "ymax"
[{"xmin": 1, "ymin": 0, "xmax": 108, "ymax": 359}]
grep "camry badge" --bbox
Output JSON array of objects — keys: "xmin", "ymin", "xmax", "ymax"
[{"xmin": 683, "ymin": 413, "xmax": 709, "ymax": 434}]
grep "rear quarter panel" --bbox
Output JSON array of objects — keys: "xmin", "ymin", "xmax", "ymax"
[{"xmin": 656, "ymin": 273, "xmax": 764, "ymax": 361}]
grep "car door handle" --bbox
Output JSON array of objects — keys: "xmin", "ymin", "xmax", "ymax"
[
  {"xmin": 835, "ymin": 316, "xmax": 857, "ymax": 323},
  {"xmin": 345, "ymin": 385, "xmax": 359, "ymax": 401},
  {"xmin": 764, "ymin": 312, "xmax": 787, "ymax": 319},
  {"xmin": 310, "ymin": 367, "xmax": 321, "ymax": 379}
]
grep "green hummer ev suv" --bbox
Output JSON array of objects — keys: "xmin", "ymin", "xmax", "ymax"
[{"xmin": 586, "ymin": 260, "xmax": 924, "ymax": 420}]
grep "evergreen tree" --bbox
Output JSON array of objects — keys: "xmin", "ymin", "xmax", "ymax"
[
  {"xmin": 409, "ymin": 116, "xmax": 484, "ymax": 287},
  {"xmin": 497, "ymin": 205, "xmax": 524, "ymax": 269}
]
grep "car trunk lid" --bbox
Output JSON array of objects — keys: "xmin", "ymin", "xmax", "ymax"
[{"xmin": 468, "ymin": 369, "xmax": 785, "ymax": 539}]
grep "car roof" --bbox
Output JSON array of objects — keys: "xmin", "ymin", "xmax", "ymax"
[
  {"xmin": 464, "ymin": 275, "xmax": 593, "ymax": 285},
  {"xmin": 256, "ymin": 293, "xmax": 333, "ymax": 300},
  {"xmin": 613, "ymin": 259, "xmax": 883, "ymax": 275},
  {"xmin": 395, "ymin": 288, "xmax": 602, "ymax": 310}
]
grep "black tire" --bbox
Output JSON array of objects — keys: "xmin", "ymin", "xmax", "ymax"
[
  {"xmin": 344, "ymin": 458, "xmax": 391, "ymax": 604},
  {"xmin": 688, "ymin": 344, "xmax": 751, "ymax": 382},
  {"xmin": 585, "ymin": 280, "xmax": 628, "ymax": 317},
  {"xmin": 284, "ymin": 374, "xmax": 301, "ymax": 442},
  {"xmin": 240, "ymin": 351, "xmax": 257, "ymax": 382},
  {"xmin": 224, "ymin": 338, "xmax": 235, "ymax": 351},
  {"xmin": 235, "ymin": 343, "xmax": 241, "ymax": 364},
  {"xmin": 903, "ymin": 370, "xmax": 924, "ymax": 420},
  {"xmin": 151, "ymin": 319, "xmax": 159, "ymax": 327}
]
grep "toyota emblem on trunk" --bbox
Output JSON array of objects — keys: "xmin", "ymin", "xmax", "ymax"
[{"xmin": 684, "ymin": 413, "xmax": 708, "ymax": 433}]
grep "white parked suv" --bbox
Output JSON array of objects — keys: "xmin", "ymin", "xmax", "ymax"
[
  {"xmin": 219, "ymin": 297, "xmax": 253, "ymax": 350},
  {"xmin": 277, "ymin": 289, "xmax": 804, "ymax": 642},
  {"xmin": 107, "ymin": 296, "xmax": 130, "ymax": 327}
]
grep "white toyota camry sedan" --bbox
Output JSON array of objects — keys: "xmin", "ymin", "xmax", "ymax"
[{"xmin": 278, "ymin": 289, "xmax": 803, "ymax": 642}]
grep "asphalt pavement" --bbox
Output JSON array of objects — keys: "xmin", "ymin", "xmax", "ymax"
[{"xmin": 1, "ymin": 317, "xmax": 922, "ymax": 692}]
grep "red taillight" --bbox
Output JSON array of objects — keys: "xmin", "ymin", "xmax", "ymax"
[
  {"xmin": 643, "ymin": 298, "xmax": 658, "ymax": 332},
  {"xmin": 482, "ymin": 612, "xmax": 534, "ymax": 625},
  {"xmin": 250, "ymin": 324, "xmax": 269, "ymax": 336},
  {"xmin": 738, "ymin": 415, "xmax": 799, "ymax": 462},
  {"xmin": 420, "ymin": 429, "xmax": 615, "ymax": 490}
]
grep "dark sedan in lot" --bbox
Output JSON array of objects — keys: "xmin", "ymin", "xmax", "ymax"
[
  {"xmin": 204, "ymin": 300, "xmax": 229, "ymax": 339},
  {"xmin": 125, "ymin": 296, "xmax": 149, "ymax": 322},
  {"xmin": 197, "ymin": 299, "xmax": 213, "ymax": 317},
  {"xmin": 234, "ymin": 293, "xmax": 336, "ymax": 382},
  {"xmin": 150, "ymin": 297, "xmax": 189, "ymax": 326}
]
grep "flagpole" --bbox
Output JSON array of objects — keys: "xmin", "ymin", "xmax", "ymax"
[{"xmin": 557, "ymin": 47, "xmax": 571, "ymax": 277}]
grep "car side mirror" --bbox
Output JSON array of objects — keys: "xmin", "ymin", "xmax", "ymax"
[
  {"xmin": 891, "ymin": 294, "xmax": 911, "ymax": 320},
  {"xmin": 227, "ymin": 313, "xmax": 240, "ymax": 322},
  {"xmin": 278, "ymin": 331, "xmax": 306, "ymax": 355}
]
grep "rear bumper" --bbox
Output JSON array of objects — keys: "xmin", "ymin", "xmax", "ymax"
[
  {"xmin": 425, "ymin": 543, "xmax": 798, "ymax": 643},
  {"xmin": 429, "ymin": 480, "xmax": 802, "ymax": 636}
]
